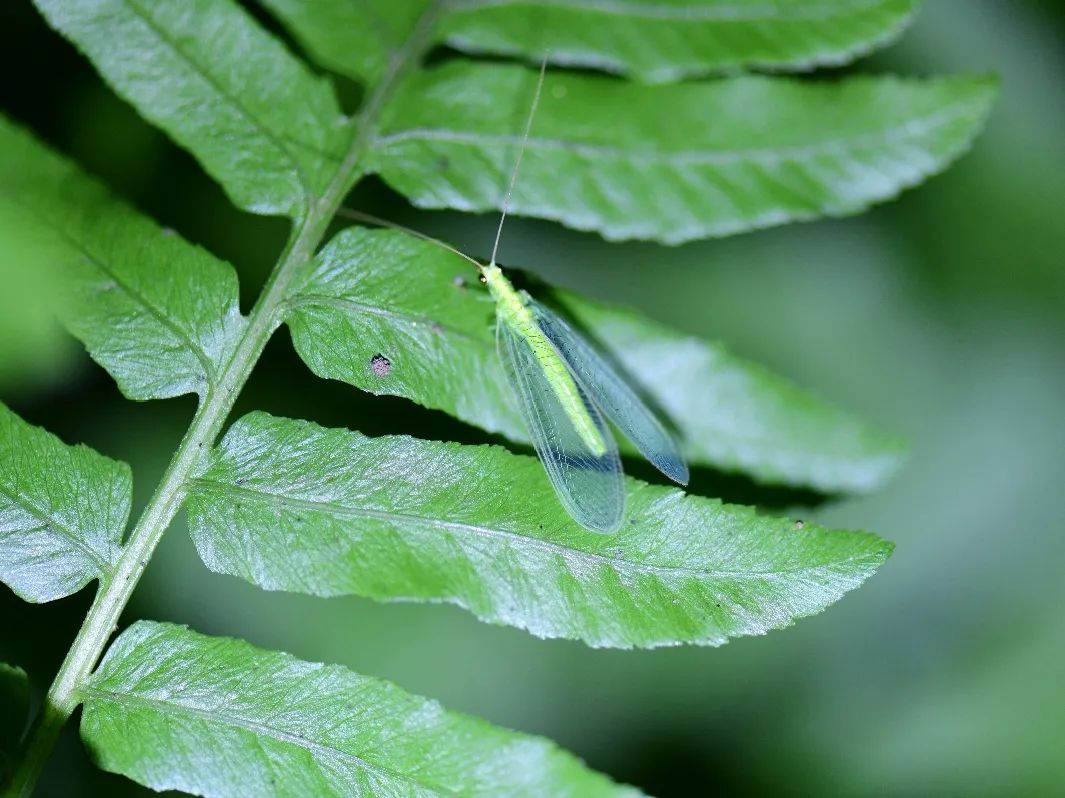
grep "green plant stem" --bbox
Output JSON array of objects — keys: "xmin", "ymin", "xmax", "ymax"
[{"xmin": 3, "ymin": 10, "xmax": 440, "ymax": 795}]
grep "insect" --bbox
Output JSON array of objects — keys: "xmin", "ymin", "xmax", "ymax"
[{"xmin": 341, "ymin": 58, "xmax": 688, "ymax": 532}]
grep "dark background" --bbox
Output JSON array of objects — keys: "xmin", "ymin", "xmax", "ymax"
[{"xmin": 2, "ymin": 1, "xmax": 1064, "ymax": 795}]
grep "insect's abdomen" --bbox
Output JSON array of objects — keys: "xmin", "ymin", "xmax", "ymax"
[{"xmin": 498, "ymin": 300, "xmax": 606, "ymax": 457}]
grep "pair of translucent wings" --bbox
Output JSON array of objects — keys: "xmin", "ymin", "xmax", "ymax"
[{"xmin": 497, "ymin": 296, "xmax": 689, "ymax": 533}]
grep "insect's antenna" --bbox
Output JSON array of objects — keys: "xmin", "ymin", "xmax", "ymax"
[
  {"xmin": 336, "ymin": 206, "xmax": 483, "ymax": 272},
  {"xmin": 489, "ymin": 54, "xmax": 549, "ymax": 267}
]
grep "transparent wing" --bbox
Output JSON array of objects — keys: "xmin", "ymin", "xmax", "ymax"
[
  {"xmin": 497, "ymin": 318, "xmax": 625, "ymax": 534},
  {"xmin": 530, "ymin": 299, "xmax": 689, "ymax": 485}
]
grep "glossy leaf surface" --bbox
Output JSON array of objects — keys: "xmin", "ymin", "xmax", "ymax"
[
  {"xmin": 186, "ymin": 413, "xmax": 893, "ymax": 648},
  {"xmin": 33, "ymin": 0, "xmax": 348, "ymax": 217},
  {"xmin": 82, "ymin": 621, "xmax": 644, "ymax": 796},
  {"xmin": 370, "ymin": 63, "xmax": 997, "ymax": 242},
  {"xmin": 0, "ymin": 403, "xmax": 130, "ymax": 602}
]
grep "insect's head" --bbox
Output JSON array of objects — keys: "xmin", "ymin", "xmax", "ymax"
[{"xmin": 479, "ymin": 263, "xmax": 504, "ymax": 297}]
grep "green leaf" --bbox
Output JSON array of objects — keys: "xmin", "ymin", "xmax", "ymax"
[
  {"xmin": 0, "ymin": 402, "xmax": 130, "ymax": 602},
  {"xmin": 0, "ymin": 115, "xmax": 245, "ymax": 401},
  {"xmin": 262, "ymin": 0, "xmax": 919, "ymax": 85},
  {"xmin": 369, "ymin": 63, "xmax": 998, "ymax": 242},
  {"xmin": 0, "ymin": 221, "xmax": 70, "ymax": 390},
  {"xmin": 186, "ymin": 412, "xmax": 893, "ymax": 649},
  {"xmin": 0, "ymin": 663, "xmax": 30, "ymax": 768},
  {"xmin": 436, "ymin": 0, "xmax": 920, "ymax": 82},
  {"xmin": 82, "ymin": 621, "xmax": 644, "ymax": 797},
  {"xmin": 32, "ymin": 0, "xmax": 348, "ymax": 218},
  {"xmin": 285, "ymin": 226, "xmax": 902, "ymax": 493},
  {"xmin": 257, "ymin": 0, "xmax": 436, "ymax": 85}
]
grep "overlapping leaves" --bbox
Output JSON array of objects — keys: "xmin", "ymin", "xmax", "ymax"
[
  {"xmin": 369, "ymin": 63, "xmax": 997, "ymax": 242},
  {"xmin": 262, "ymin": 0, "xmax": 919, "ymax": 84},
  {"xmin": 187, "ymin": 413, "xmax": 893, "ymax": 648},
  {"xmin": 0, "ymin": 663, "xmax": 29, "ymax": 775},
  {"xmin": 286, "ymin": 226, "xmax": 903, "ymax": 493}
]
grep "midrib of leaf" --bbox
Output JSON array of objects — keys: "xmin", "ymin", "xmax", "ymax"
[
  {"xmin": 0, "ymin": 481, "xmax": 113, "ymax": 575},
  {"xmin": 1, "ymin": 196, "xmax": 221, "ymax": 391},
  {"xmin": 189, "ymin": 478, "xmax": 876, "ymax": 582},
  {"xmin": 80, "ymin": 687, "xmax": 452, "ymax": 796},
  {"xmin": 121, "ymin": 0, "xmax": 319, "ymax": 205},
  {"xmin": 374, "ymin": 100, "xmax": 973, "ymax": 166},
  {"xmin": 446, "ymin": 0, "xmax": 895, "ymax": 22},
  {"xmin": 7, "ymin": 3, "xmax": 447, "ymax": 793}
]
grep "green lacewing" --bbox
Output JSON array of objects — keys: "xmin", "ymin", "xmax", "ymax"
[{"xmin": 342, "ymin": 58, "xmax": 688, "ymax": 532}]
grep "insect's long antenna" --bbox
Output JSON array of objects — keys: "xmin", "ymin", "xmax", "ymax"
[
  {"xmin": 335, "ymin": 206, "xmax": 483, "ymax": 272},
  {"xmin": 489, "ymin": 54, "xmax": 548, "ymax": 268}
]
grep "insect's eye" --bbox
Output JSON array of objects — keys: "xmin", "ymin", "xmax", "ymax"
[{"xmin": 478, "ymin": 273, "xmax": 488, "ymax": 284}]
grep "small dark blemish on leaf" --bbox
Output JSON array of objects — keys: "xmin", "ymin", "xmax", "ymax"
[
  {"xmin": 436, "ymin": 155, "xmax": 451, "ymax": 171},
  {"xmin": 235, "ymin": 477, "xmax": 247, "ymax": 486},
  {"xmin": 370, "ymin": 354, "xmax": 392, "ymax": 377}
]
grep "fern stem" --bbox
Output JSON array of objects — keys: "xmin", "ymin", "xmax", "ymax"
[{"xmin": 3, "ymin": 7, "xmax": 441, "ymax": 795}]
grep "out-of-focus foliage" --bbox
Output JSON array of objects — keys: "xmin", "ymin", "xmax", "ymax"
[
  {"xmin": 0, "ymin": 662, "xmax": 30, "ymax": 777},
  {"xmin": 0, "ymin": 116, "xmax": 246, "ymax": 402},
  {"xmin": 263, "ymin": 0, "xmax": 920, "ymax": 84},
  {"xmin": 0, "ymin": 217, "xmax": 70, "ymax": 391}
]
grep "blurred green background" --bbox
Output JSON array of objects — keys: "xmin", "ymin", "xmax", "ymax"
[{"xmin": 2, "ymin": 1, "xmax": 1063, "ymax": 795}]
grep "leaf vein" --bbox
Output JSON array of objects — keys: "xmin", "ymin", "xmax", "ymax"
[
  {"xmin": 121, "ymin": 0, "xmax": 320, "ymax": 206},
  {"xmin": 374, "ymin": 100, "xmax": 975, "ymax": 167},
  {"xmin": 0, "ymin": 480, "xmax": 113, "ymax": 575},
  {"xmin": 190, "ymin": 479, "xmax": 877, "ymax": 582},
  {"xmin": 82, "ymin": 686, "xmax": 459, "ymax": 796}
]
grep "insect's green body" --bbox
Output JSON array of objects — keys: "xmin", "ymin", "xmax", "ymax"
[{"xmin": 481, "ymin": 263, "xmax": 607, "ymax": 457}]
